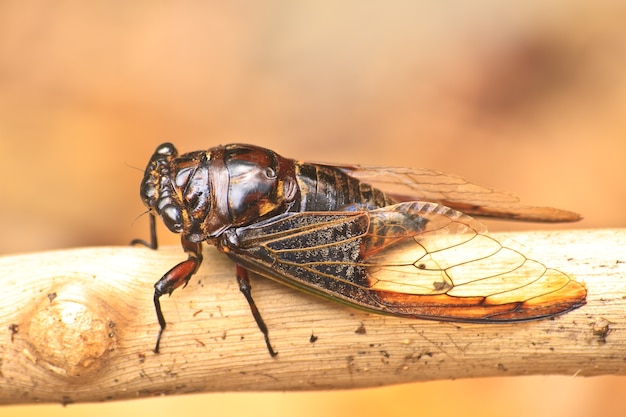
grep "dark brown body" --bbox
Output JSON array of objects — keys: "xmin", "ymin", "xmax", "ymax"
[
  {"xmin": 139, "ymin": 143, "xmax": 395, "ymax": 243},
  {"xmin": 135, "ymin": 143, "xmax": 586, "ymax": 355}
]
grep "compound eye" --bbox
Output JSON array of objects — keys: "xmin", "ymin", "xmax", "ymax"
[
  {"xmin": 161, "ymin": 204, "xmax": 184, "ymax": 233},
  {"xmin": 156, "ymin": 142, "xmax": 177, "ymax": 157},
  {"xmin": 264, "ymin": 166, "xmax": 277, "ymax": 179}
]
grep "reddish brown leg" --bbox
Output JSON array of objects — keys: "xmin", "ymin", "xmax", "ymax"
[
  {"xmin": 236, "ymin": 265, "xmax": 278, "ymax": 357},
  {"xmin": 153, "ymin": 236, "xmax": 203, "ymax": 353}
]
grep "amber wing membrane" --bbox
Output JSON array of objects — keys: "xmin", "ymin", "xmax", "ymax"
[
  {"xmin": 224, "ymin": 202, "xmax": 586, "ymax": 322},
  {"xmin": 333, "ymin": 165, "xmax": 581, "ymax": 222}
]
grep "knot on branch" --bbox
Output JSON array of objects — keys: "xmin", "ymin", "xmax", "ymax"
[{"xmin": 25, "ymin": 278, "xmax": 117, "ymax": 379}]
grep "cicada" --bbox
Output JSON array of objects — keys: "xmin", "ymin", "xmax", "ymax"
[{"xmin": 134, "ymin": 143, "xmax": 586, "ymax": 356}]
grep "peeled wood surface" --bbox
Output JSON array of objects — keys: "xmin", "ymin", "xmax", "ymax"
[{"xmin": 0, "ymin": 229, "xmax": 624, "ymax": 405}]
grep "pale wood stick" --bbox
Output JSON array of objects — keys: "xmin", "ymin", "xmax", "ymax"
[{"xmin": 0, "ymin": 229, "xmax": 624, "ymax": 405}]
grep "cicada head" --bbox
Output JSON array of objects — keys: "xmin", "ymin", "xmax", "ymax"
[
  {"xmin": 138, "ymin": 143, "xmax": 300, "ymax": 242},
  {"xmin": 138, "ymin": 142, "xmax": 188, "ymax": 235}
]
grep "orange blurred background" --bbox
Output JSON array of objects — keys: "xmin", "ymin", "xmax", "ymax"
[{"xmin": 1, "ymin": 2, "xmax": 625, "ymax": 416}]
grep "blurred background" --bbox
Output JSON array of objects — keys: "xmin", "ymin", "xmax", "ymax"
[{"xmin": 1, "ymin": 1, "xmax": 625, "ymax": 416}]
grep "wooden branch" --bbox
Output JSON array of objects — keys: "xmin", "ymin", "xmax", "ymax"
[{"xmin": 0, "ymin": 229, "xmax": 624, "ymax": 405}]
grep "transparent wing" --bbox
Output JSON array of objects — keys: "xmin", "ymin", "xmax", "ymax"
[
  {"xmin": 332, "ymin": 165, "xmax": 581, "ymax": 222},
  {"xmin": 224, "ymin": 202, "xmax": 586, "ymax": 322}
]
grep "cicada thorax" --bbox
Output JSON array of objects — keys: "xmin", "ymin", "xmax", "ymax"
[{"xmin": 220, "ymin": 144, "xmax": 300, "ymax": 227}]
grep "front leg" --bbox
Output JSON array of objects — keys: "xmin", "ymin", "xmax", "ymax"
[
  {"xmin": 153, "ymin": 236, "xmax": 203, "ymax": 353},
  {"xmin": 130, "ymin": 213, "xmax": 158, "ymax": 249}
]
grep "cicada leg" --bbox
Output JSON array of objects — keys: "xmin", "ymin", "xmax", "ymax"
[
  {"xmin": 130, "ymin": 213, "xmax": 158, "ymax": 249},
  {"xmin": 235, "ymin": 264, "xmax": 278, "ymax": 357},
  {"xmin": 152, "ymin": 236, "xmax": 203, "ymax": 353}
]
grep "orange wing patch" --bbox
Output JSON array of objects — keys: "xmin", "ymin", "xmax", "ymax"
[{"xmin": 360, "ymin": 202, "xmax": 586, "ymax": 321}]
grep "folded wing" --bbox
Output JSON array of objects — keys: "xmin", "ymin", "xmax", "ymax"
[
  {"xmin": 224, "ymin": 201, "xmax": 586, "ymax": 322},
  {"xmin": 334, "ymin": 165, "xmax": 581, "ymax": 222}
]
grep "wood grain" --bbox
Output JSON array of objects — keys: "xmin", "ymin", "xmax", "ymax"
[{"xmin": 0, "ymin": 229, "xmax": 624, "ymax": 405}]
